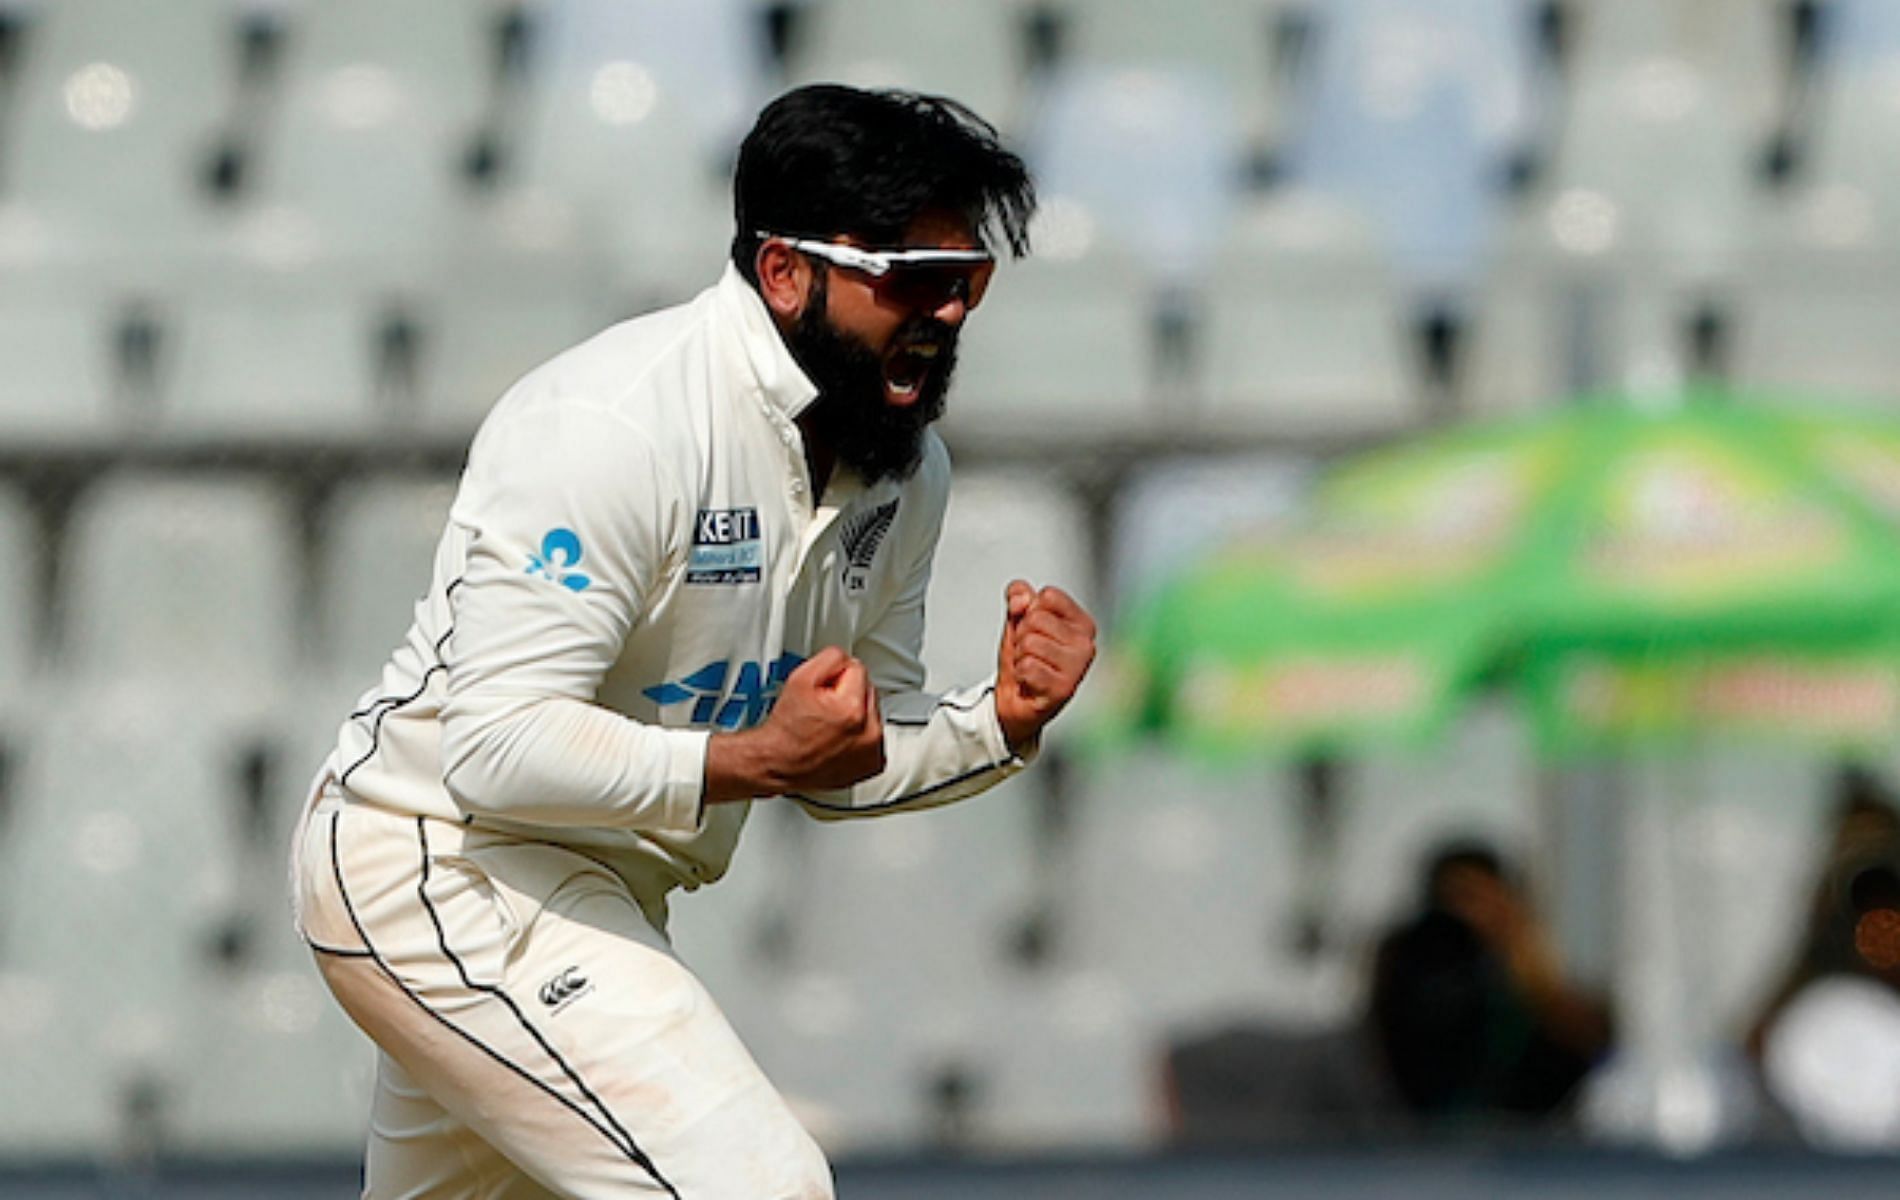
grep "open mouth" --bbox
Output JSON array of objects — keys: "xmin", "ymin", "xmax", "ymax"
[{"xmin": 884, "ymin": 341, "xmax": 942, "ymax": 404}]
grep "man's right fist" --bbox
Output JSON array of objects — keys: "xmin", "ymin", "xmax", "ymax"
[
  {"xmin": 703, "ymin": 646, "xmax": 886, "ymax": 803},
  {"xmin": 770, "ymin": 647, "xmax": 887, "ymax": 787}
]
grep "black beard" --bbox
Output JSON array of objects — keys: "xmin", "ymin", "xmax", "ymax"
[{"xmin": 786, "ymin": 279, "xmax": 956, "ymax": 487}]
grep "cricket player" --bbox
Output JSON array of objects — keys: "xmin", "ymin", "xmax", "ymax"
[{"xmin": 288, "ymin": 85, "xmax": 1097, "ymax": 1198}]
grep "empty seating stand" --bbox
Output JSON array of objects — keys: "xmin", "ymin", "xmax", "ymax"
[{"xmin": 0, "ymin": 0, "xmax": 1880, "ymax": 1166}]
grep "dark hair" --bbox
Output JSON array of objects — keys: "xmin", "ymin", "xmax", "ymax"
[
  {"xmin": 1423, "ymin": 839, "xmax": 1508, "ymax": 905},
  {"xmin": 730, "ymin": 84, "xmax": 1036, "ymax": 283}
]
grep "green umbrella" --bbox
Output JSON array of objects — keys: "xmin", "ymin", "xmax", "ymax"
[
  {"xmin": 1105, "ymin": 386, "xmax": 1900, "ymax": 1152},
  {"xmin": 1113, "ymin": 387, "xmax": 1900, "ymax": 759}
]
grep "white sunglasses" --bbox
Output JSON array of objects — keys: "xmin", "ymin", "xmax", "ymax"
[{"xmin": 757, "ymin": 232, "xmax": 994, "ymax": 277}]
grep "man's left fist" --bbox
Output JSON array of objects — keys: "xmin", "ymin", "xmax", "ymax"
[{"xmin": 995, "ymin": 579, "xmax": 1097, "ymax": 753}]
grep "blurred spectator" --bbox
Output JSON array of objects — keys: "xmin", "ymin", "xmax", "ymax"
[
  {"xmin": 1163, "ymin": 835, "xmax": 1612, "ymax": 1146},
  {"xmin": 1749, "ymin": 766, "xmax": 1900, "ymax": 1151},
  {"xmin": 1368, "ymin": 839, "xmax": 1614, "ymax": 1128}
]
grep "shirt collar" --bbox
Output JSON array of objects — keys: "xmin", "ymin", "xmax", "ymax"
[{"xmin": 715, "ymin": 263, "xmax": 819, "ymax": 421}]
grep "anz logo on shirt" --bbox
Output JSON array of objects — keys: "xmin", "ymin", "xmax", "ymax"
[{"xmin": 642, "ymin": 652, "xmax": 805, "ymax": 730}]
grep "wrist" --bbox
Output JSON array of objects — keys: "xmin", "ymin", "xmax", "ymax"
[
  {"xmin": 703, "ymin": 728, "xmax": 783, "ymax": 804},
  {"xmin": 996, "ymin": 704, "xmax": 1041, "ymax": 757}
]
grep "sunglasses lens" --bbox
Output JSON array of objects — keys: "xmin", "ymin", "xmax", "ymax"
[{"xmin": 883, "ymin": 261, "xmax": 994, "ymax": 309}]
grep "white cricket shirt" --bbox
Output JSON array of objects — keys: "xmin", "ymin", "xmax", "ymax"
[{"xmin": 326, "ymin": 265, "xmax": 1026, "ymax": 900}]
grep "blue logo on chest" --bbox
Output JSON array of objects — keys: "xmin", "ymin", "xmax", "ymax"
[{"xmin": 642, "ymin": 653, "xmax": 805, "ymax": 729}]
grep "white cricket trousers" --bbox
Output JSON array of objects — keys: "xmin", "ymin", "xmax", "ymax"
[{"xmin": 291, "ymin": 779, "xmax": 835, "ymax": 1199}]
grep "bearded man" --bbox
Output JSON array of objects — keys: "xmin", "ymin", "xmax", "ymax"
[{"xmin": 288, "ymin": 85, "xmax": 1096, "ymax": 1199}]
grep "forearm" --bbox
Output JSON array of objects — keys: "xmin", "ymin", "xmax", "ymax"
[
  {"xmin": 789, "ymin": 681, "xmax": 1029, "ymax": 820},
  {"xmin": 441, "ymin": 694, "xmax": 708, "ymax": 833}
]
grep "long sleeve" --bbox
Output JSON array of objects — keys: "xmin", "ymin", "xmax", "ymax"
[
  {"xmin": 787, "ymin": 473, "xmax": 1031, "ymax": 821},
  {"xmin": 437, "ymin": 401, "xmax": 709, "ymax": 835}
]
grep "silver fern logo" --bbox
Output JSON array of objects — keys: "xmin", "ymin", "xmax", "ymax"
[{"xmin": 838, "ymin": 499, "xmax": 899, "ymax": 594}]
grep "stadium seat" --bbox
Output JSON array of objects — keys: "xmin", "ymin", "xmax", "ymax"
[
  {"xmin": 1732, "ymin": 228, "xmax": 1900, "ymax": 404},
  {"xmin": 0, "ymin": 971, "xmax": 124, "ymax": 1156},
  {"xmin": 171, "ymin": 965, "xmax": 375, "ymax": 1156},
  {"xmin": 0, "ymin": 485, "xmax": 37, "ymax": 808},
  {"xmin": 1056, "ymin": 0, "xmax": 1291, "ymax": 152},
  {"xmin": 1459, "ymin": 230, "xmax": 1586, "ymax": 415},
  {"xmin": 159, "ymin": 267, "xmax": 394, "ymax": 441},
  {"xmin": 319, "ymin": 473, "xmax": 456, "ymax": 686},
  {"xmin": 1326, "ymin": 702, "xmax": 1538, "ymax": 946},
  {"xmin": 0, "ymin": 485, "xmax": 35, "ymax": 690},
  {"xmin": 1193, "ymin": 195, "xmax": 1420, "ymax": 437},
  {"xmin": 506, "ymin": 93, "xmax": 729, "ymax": 305},
  {"xmin": 415, "ymin": 270, "xmax": 611, "ymax": 435},
  {"xmin": 1795, "ymin": 0, "xmax": 1900, "ymax": 231},
  {"xmin": 739, "ymin": 968, "xmax": 931, "ymax": 1151},
  {"xmin": 1564, "ymin": 0, "xmax": 1787, "ymax": 142},
  {"xmin": 0, "ymin": 294, "xmax": 118, "ymax": 442},
  {"xmin": 507, "ymin": 0, "xmax": 742, "ymax": 298},
  {"xmin": 1058, "ymin": 749, "xmax": 1308, "ymax": 1022},
  {"xmin": 1024, "ymin": 64, "xmax": 1243, "ymax": 284},
  {"xmin": 59, "ymin": 472, "xmax": 301, "ymax": 689},
  {"xmin": 0, "ymin": 686, "xmax": 257, "ymax": 1156},
  {"xmin": 1541, "ymin": 53, "xmax": 1755, "ymax": 282},
  {"xmin": 731, "ymin": 794, "xmax": 1041, "ymax": 1151},
  {"xmin": 526, "ymin": 0, "xmax": 769, "ymax": 153},
  {"xmin": 1281, "ymin": 0, "xmax": 1537, "ymax": 297},
  {"xmin": 0, "ymin": 0, "xmax": 241, "ymax": 266},
  {"xmin": 1, "ymin": 687, "xmax": 251, "ymax": 966},
  {"xmin": 1817, "ymin": 0, "xmax": 1900, "ymax": 66},
  {"xmin": 786, "ymin": 0, "xmax": 1029, "ymax": 133},
  {"xmin": 599, "ymin": 191, "xmax": 737, "ymax": 314},
  {"xmin": 1639, "ymin": 751, "xmax": 1832, "ymax": 1038},
  {"xmin": 243, "ymin": 0, "xmax": 495, "ymax": 273},
  {"xmin": 781, "ymin": 790, "xmax": 1039, "ymax": 1030},
  {"xmin": 945, "ymin": 238, "xmax": 1159, "ymax": 446},
  {"xmin": 1576, "ymin": 749, "xmax": 1836, "ymax": 1148},
  {"xmin": 273, "ymin": 0, "xmax": 497, "ymax": 121},
  {"xmin": 1460, "ymin": 206, "xmax": 1704, "ymax": 414},
  {"xmin": 1107, "ymin": 453, "xmax": 1310, "ymax": 620},
  {"xmin": 971, "ymin": 968, "xmax": 1165, "ymax": 1150}
]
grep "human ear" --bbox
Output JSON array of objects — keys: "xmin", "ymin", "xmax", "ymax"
[{"xmin": 755, "ymin": 239, "xmax": 815, "ymax": 321}]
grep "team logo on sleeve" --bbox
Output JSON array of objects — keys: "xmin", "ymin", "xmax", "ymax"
[
  {"xmin": 838, "ymin": 499, "xmax": 899, "ymax": 595},
  {"xmin": 526, "ymin": 527, "xmax": 592, "ymax": 592},
  {"xmin": 688, "ymin": 507, "xmax": 763, "ymax": 585}
]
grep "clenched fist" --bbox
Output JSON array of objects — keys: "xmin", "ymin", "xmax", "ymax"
[
  {"xmin": 704, "ymin": 646, "xmax": 885, "ymax": 802},
  {"xmin": 996, "ymin": 580, "xmax": 1097, "ymax": 753}
]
